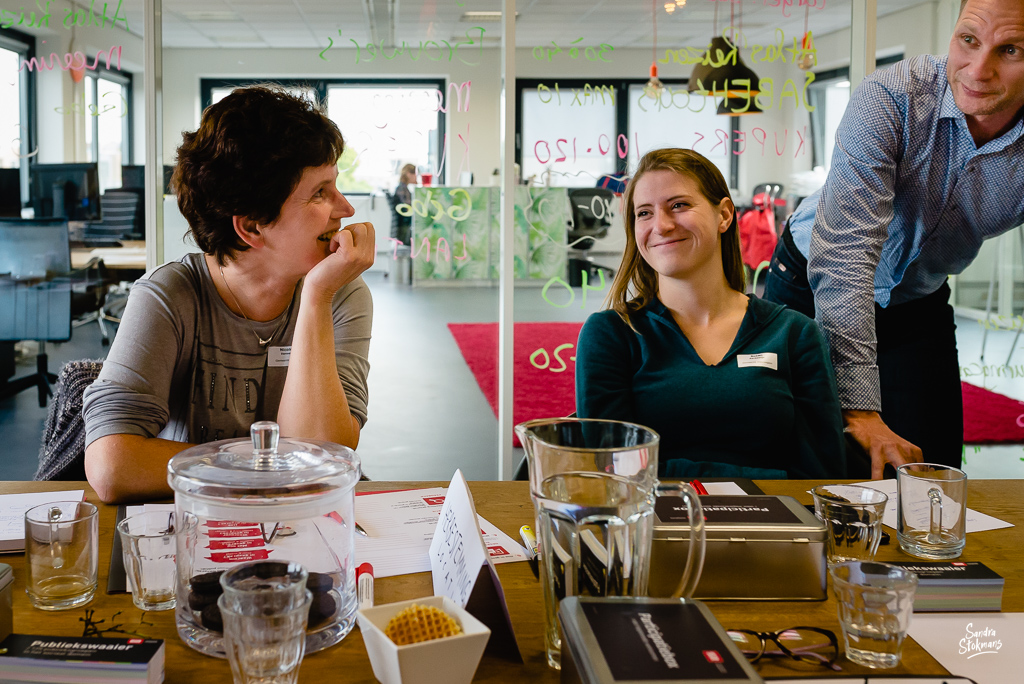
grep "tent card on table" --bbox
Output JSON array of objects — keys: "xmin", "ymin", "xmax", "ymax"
[{"xmin": 429, "ymin": 470, "xmax": 522, "ymax": 662}]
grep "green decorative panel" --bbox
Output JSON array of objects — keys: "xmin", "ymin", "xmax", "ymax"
[{"xmin": 411, "ymin": 186, "xmax": 568, "ymax": 283}]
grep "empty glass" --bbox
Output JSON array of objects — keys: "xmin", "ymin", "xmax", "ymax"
[
  {"xmin": 897, "ymin": 463, "xmax": 967, "ymax": 559},
  {"xmin": 219, "ymin": 590, "xmax": 312, "ymax": 684},
  {"xmin": 118, "ymin": 511, "xmax": 177, "ymax": 611},
  {"xmin": 811, "ymin": 484, "xmax": 888, "ymax": 566},
  {"xmin": 25, "ymin": 501, "xmax": 98, "ymax": 610},
  {"xmin": 830, "ymin": 561, "xmax": 918, "ymax": 669},
  {"xmin": 218, "ymin": 561, "xmax": 312, "ymax": 684},
  {"xmin": 516, "ymin": 418, "xmax": 705, "ymax": 671}
]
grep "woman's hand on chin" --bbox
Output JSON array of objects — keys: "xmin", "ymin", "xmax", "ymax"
[{"xmin": 304, "ymin": 221, "xmax": 376, "ymax": 302}]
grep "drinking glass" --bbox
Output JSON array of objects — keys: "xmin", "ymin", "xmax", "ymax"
[
  {"xmin": 219, "ymin": 590, "xmax": 312, "ymax": 684},
  {"xmin": 811, "ymin": 484, "xmax": 888, "ymax": 566},
  {"xmin": 516, "ymin": 418, "xmax": 705, "ymax": 671},
  {"xmin": 25, "ymin": 501, "xmax": 98, "ymax": 610},
  {"xmin": 118, "ymin": 510, "xmax": 177, "ymax": 611},
  {"xmin": 830, "ymin": 561, "xmax": 918, "ymax": 669},
  {"xmin": 219, "ymin": 560, "xmax": 310, "ymax": 615},
  {"xmin": 896, "ymin": 463, "xmax": 967, "ymax": 559}
]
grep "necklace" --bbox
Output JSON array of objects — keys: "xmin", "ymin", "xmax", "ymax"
[{"xmin": 219, "ymin": 264, "xmax": 286, "ymax": 346}]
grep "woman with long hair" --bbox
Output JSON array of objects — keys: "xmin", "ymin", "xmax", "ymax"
[{"xmin": 575, "ymin": 148, "xmax": 844, "ymax": 478}]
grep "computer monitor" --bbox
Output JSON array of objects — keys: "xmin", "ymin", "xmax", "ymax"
[
  {"xmin": 120, "ymin": 164, "xmax": 145, "ymax": 190},
  {"xmin": 120, "ymin": 164, "xmax": 175, "ymax": 194},
  {"xmin": 30, "ymin": 163, "xmax": 101, "ymax": 221},
  {"xmin": 0, "ymin": 168, "xmax": 21, "ymax": 218},
  {"xmin": 0, "ymin": 218, "xmax": 72, "ymax": 342}
]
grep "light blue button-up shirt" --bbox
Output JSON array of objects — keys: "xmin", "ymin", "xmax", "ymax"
[{"xmin": 788, "ymin": 54, "xmax": 1024, "ymax": 411}]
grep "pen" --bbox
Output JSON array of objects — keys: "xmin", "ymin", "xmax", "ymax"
[
  {"xmin": 520, "ymin": 525, "xmax": 539, "ymax": 580},
  {"xmin": 690, "ymin": 480, "xmax": 709, "ymax": 495},
  {"xmin": 355, "ymin": 522, "xmax": 370, "ymax": 538},
  {"xmin": 357, "ymin": 562, "xmax": 374, "ymax": 610}
]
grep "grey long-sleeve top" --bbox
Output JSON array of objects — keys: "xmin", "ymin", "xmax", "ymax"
[{"xmin": 83, "ymin": 253, "xmax": 372, "ymax": 446}]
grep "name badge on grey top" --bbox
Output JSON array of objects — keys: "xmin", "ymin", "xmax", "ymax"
[
  {"xmin": 268, "ymin": 346, "xmax": 291, "ymax": 367},
  {"xmin": 737, "ymin": 353, "xmax": 777, "ymax": 370}
]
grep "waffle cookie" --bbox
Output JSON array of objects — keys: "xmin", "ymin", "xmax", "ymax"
[{"xmin": 384, "ymin": 603, "xmax": 463, "ymax": 646}]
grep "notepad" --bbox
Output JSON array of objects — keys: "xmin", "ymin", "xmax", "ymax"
[{"xmin": 0, "ymin": 491, "xmax": 86, "ymax": 553}]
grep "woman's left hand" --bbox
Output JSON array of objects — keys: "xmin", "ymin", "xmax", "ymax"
[{"xmin": 304, "ymin": 221, "xmax": 376, "ymax": 301}]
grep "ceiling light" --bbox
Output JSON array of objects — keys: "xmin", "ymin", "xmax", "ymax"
[
  {"xmin": 180, "ymin": 11, "xmax": 239, "ymax": 22},
  {"xmin": 688, "ymin": 36, "xmax": 762, "ymax": 99},
  {"xmin": 460, "ymin": 11, "xmax": 517, "ymax": 22},
  {"xmin": 664, "ymin": 3, "xmax": 675, "ymax": 13}
]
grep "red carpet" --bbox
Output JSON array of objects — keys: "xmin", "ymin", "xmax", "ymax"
[
  {"xmin": 448, "ymin": 326, "xmax": 1021, "ymax": 445},
  {"xmin": 962, "ymin": 382, "xmax": 1024, "ymax": 443},
  {"xmin": 448, "ymin": 322, "xmax": 584, "ymax": 446}
]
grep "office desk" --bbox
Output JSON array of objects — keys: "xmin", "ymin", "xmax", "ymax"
[
  {"xmin": 3, "ymin": 480, "xmax": 1021, "ymax": 682},
  {"xmin": 71, "ymin": 241, "xmax": 146, "ymax": 271}
]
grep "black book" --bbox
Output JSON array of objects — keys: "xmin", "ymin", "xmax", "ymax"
[
  {"xmin": 0, "ymin": 634, "xmax": 165, "ymax": 683},
  {"xmin": 888, "ymin": 561, "xmax": 1004, "ymax": 612}
]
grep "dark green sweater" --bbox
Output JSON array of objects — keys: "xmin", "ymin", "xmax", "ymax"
[{"xmin": 575, "ymin": 296, "xmax": 845, "ymax": 479}]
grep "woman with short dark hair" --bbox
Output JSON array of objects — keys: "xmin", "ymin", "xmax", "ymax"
[
  {"xmin": 575, "ymin": 148, "xmax": 844, "ymax": 479},
  {"xmin": 83, "ymin": 86, "xmax": 375, "ymax": 502}
]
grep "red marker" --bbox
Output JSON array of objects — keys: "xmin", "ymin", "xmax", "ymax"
[{"xmin": 690, "ymin": 480, "xmax": 709, "ymax": 495}]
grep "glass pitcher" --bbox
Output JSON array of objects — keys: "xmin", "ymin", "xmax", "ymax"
[{"xmin": 516, "ymin": 418, "xmax": 706, "ymax": 670}]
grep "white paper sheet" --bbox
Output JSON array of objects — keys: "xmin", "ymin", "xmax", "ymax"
[
  {"xmin": 355, "ymin": 487, "xmax": 530, "ymax": 579},
  {"xmin": 702, "ymin": 482, "xmax": 747, "ymax": 495},
  {"xmin": 850, "ymin": 480, "xmax": 1013, "ymax": 533},
  {"xmin": 908, "ymin": 613, "xmax": 1024, "ymax": 684},
  {"xmin": 429, "ymin": 470, "xmax": 489, "ymax": 606},
  {"xmin": 0, "ymin": 490, "xmax": 85, "ymax": 552}
]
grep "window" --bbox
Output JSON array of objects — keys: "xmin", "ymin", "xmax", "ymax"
[
  {"xmin": 516, "ymin": 79, "xmax": 732, "ymax": 188},
  {"xmin": 202, "ymin": 78, "xmax": 446, "ymax": 195},
  {"xmin": 85, "ymin": 69, "xmax": 132, "ymax": 191},
  {"xmin": 627, "ymin": 84, "xmax": 732, "ymax": 184},
  {"xmin": 0, "ymin": 28, "xmax": 33, "ymax": 207},
  {"xmin": 520, "ymin": 85, "xmax": 618, "ymax": 187}
]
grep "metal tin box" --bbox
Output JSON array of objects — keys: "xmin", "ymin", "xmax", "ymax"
[
  {"xmin": 649, "ymin": 496, "xmax": 826, "ymax": 601},
  {"xmin": 0, "ymin": 564, "xmax": 12, "ymax": 642},
  {"xmin": 558, "ymin": 597, "xmax": 764, "ymax": 684}
]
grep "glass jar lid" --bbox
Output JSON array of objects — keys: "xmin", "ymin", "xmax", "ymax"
[{"xmin": 168, "ymin": 421, "xmax": 361, "ymax": 520}]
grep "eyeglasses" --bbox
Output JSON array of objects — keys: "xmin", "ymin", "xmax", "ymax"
[{"xmin": 726, "ymin": 627, "xmax": 841, "ymax": 670}]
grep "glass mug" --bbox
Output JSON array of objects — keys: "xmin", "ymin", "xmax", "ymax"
[
  {"xmin": 516, "ymin": 418, "xmax": 705, "ymax": 671},
  {"xmin": 896, "ymin": 463, "xmax": 967, "ymax": 559}
]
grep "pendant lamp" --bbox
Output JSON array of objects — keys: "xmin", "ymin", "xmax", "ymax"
[{"xmin": 687, "ymin": 36, "xmax": 761, "ymax": 98}]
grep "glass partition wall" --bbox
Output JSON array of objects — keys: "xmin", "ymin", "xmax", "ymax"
[{"xmin": 106, "ymin": 0, "xmax": 943, "ymax": 481}]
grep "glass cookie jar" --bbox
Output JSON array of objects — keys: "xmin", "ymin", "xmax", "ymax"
[{"xmin": 168, "ymin": 421, "xmax": 361, "ymax": 658}]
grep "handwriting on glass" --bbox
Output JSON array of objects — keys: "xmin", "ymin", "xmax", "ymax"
[
  {"xmin": 659, "ymin": 29, "xmax": 816, "ymax": 68},
  {"xmin": 54, "ymin": 91, "xmax": 127, "ymax": 117},
  {"xmin": 388, "ymin": 235, "xmax": 470, "ymax": 263},
  {"xmin": 530, "ymin": 344, "xmax": 577, "ymax": 373},
  {"xmin": 532, "ymin": 38, "xmax": 614, "ymax": 62},
  {"xmin": 319, "ymin": 27, "xmax": 486, "ymax": 66},
  {"xmin": 1, "ymin": 0, "xmax": 130, "ymax": 31},
  {"xmin": 542, "ymin": 270, "xmax": 607, "ymax": 309},
  {"xmin": 19, "ymin": 45, "xmax": 122, "ymax": 73}
]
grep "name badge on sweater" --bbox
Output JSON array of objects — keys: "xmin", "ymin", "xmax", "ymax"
[
  {"xmin": 268, "ymin": 346, "xmax": 291, "ymax": 367},
  {"xmin": 737, "ymin": 353, "xmax": 777, "ymax": 370}
]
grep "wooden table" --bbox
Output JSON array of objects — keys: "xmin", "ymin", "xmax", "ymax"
[
  {"xmin": 71, "ymin": 240, "xmax": 147, "ymax": 271},
  {"xmin": 4, "ymin": 480, "xmax": 1022, "ymax": 682}
]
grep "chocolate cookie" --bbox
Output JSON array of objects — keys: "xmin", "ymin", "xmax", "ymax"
[
  {"xmin": 306, "ymin": 572, "xmax": 333, "ymax": 594},
  {"xmin": 308, "ymin": 592, "xmax": 336, "ymax": 628},
  {"xmin": 188, "ymin": 590, "xmax": 220, "ymax": 611},
  {"xmin": 201, "ymin": 602, "xmax": 223, "ymax": 632},
  {"xmin": 190, "ymin": 571, "xmax": 224, "ymax": 593}
]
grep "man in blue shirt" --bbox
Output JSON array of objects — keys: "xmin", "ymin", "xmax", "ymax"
[{"xmin": 764, "ymin": 0, "xmax": 1024, "ymax": 478}]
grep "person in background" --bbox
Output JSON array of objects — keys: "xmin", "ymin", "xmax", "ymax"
[
  {"xmin": 763, "ymin": 0, "xmax": 1024, "ymax": 477},
  {"xmin": 82, "ymin": 86, "xmax": 375, "ymax": 503},
  {"xmin": 575, "ymin": 148, "xmax": 845, "ymax": 479},
  {"xmin": 389, "ymin": 163, "xmax": 417, "ymax": 247}
]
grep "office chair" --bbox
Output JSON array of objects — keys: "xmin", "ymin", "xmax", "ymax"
[
  {"xmin": 81, "ymin": 188, "xmax": 144, "ymax": 245},
  {"xmin": 566, "ymin": 188, "xmax": 617, "ymax": 287},
  {"xmin": 35, "ymin": 358, "xmax": 104, "ymax": 481},
  {"xmin": 0, "ymin": 219, "xmax": 73, "ymax": 407}
]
